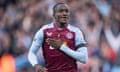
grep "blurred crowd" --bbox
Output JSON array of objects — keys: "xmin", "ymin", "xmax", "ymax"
[{"xmin": 0, "ymin": 0, "xmax": 120, "ymax": 72}]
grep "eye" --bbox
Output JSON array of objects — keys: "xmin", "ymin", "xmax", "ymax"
[
  {"xmin": 65, "ymin": 9, "xmax": 69, "ymax": 12},
  {"xmin": 58, "ymin": 9, "xmax": 69, "ymax": 13},
  {"xmin": 58, "ymin": 9, "xmax": 64, "ymax": 13}
]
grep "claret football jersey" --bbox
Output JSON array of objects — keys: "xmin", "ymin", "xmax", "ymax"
[{"xmin": 34, "ymin": 22, "xmax": 86, "ymax": 72}]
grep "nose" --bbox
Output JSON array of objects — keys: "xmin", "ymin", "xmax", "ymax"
[
  {"xmin": 63, "ymin": 11, "xmax": 68, "ymax": 16},
  {"xmin": 63, "ymin": 11, "xmax": 67, "ymax": 14}
]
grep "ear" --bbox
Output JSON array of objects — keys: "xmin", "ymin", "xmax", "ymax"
[
  {"xmin": 53, "ymin": 12, "xmax": 55, "ymax": 17},
  {"xmin": 53, "ymin": 14, "xmax": 55, "ymax": 17}
]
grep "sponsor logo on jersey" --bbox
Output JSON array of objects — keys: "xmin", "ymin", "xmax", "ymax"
[{"xmin": 46, "ymin": 32, "xmax": 52, "ymax": 36}]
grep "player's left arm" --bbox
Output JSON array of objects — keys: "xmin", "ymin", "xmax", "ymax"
[
  {"xmin": 60, "ymin": 29, "xmax": 88, "ymax": 64},
  {"xmin": 47, "ymin": 29, "xmax": 88, "ymax": 64}
]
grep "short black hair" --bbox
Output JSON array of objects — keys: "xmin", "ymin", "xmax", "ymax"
[{"xmin": 53, "ymin": 3, "xmax": 66, "ymax": 14}]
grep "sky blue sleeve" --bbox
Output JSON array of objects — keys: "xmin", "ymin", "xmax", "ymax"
[
  {"xmin": 75, "ymin": 28, "xmax": 86, "ymax": 47},
  {"xmin": 28, "ymin": 28, "xmax": 44, "ymax": 66},
  {"xmin": 60, "ymin": 45, "xmax": 88, "ymax": 63}
]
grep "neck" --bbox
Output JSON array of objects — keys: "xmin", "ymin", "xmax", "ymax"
[{"xmin": 56, "ymin": 22, "xmax": 66, "ymax": 28}]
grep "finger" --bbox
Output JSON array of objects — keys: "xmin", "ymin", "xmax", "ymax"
[
  {"xmin": 37, "ymin": 67, "xmax": 46, "ymax": 72},
  {"xmin": 46, "ymin": 38, "xmax": 54, "ymax": 43},
  {"xmin": 38, "ymin": 69, "xmax": 44, "ymax": 72},
  {"xmin": 49, "ymin": 38, "xmax": 61, "ymax": 42},
  {"xmin": 43, "ymin": 67, "xmax": 48, "ymax": 70},
  {"xmin": 39, "ymin": 68, "xmax": 47, "ymax": 72},
  {"xmin": 47, "ymin": 39, "xmax": 55, "ymax": 44},
  {"xmin": 48, "ymin": 38, "xmax": 56, "ymax": 41},
  {"xmin": 43, "ymin": 68, "xmax": 48, "ymax": 72},
  {"xmin": 46, "ymin": 38, "xmax": 50, "ymax": 43}
]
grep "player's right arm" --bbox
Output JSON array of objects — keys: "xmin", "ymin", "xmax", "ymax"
[{"xmin": 28, "ymin": 28, "xmax": 47, "ymax": 72}]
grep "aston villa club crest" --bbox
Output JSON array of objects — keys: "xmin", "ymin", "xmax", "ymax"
[
  {"xmin": 66, "ymin": 32, "xmax": 73, "ymax": 39},
  {"xmin": 46, "ymin": 32, "xmax": 52, "ymax": 36}
]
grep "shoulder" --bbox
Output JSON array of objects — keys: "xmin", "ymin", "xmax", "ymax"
[
  {"xmin": 67, "ymin": 24, "xmax": 85, "ymax": 38},
  {"xmin": 38, "ymin": 23, "xmax": 54, "ymax": 32},
  {"xmin": 67, "ymin": 24, "xmax": 82, "ymax": 33},
  {"xmin": 41, "ymin": 23, "xmax": 54, "ymax": 30},
  {"xmin": 34, "ymin": 23, "xmax": 54, "ymax": 36}
]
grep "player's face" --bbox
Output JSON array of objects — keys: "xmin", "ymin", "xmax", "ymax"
[{"xmin": 54, "ymin": 4, "xmax": 70, "ymax": 24}]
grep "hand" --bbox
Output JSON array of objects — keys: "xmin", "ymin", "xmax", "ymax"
[
  {"xmin": 46, "ymin": 38, "xmax": 63, "ymax": 49},
  {"xmin": 34, "ymin": 64, "xmax": 48, "ymax": 72}
]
